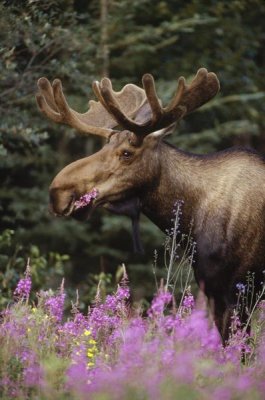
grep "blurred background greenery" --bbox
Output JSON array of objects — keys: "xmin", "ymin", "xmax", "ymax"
[{"xmin": 0, "ymin": 0, "xmax": 264, "ymax": 309}]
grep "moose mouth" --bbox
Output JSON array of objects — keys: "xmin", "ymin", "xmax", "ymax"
[
  {"xmin": 64, "ymin": 187, "xmax": 136, "ymax": 221},
  {"xmin": 74, "ymin": 188, "xmax": 99, "ymax": 210},
  {"xmin": 69, "ymin": 188, "xmax": 125, "ymax": 220},
  {"xmin": 70, "ymin": 188, "xmax": 99, "ymax": 220}
]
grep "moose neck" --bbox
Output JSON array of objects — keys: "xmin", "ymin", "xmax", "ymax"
[{"xmin": 141, "ymin": 142, "xmax": 206, "ymax": 234}]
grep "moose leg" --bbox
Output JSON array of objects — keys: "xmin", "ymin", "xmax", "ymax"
[
  {"xmin": 211, "ymin": 298, "xmax": 233, "ymax": 344},
  {"xmin": 195, "ymin": 236, "xmax": 237, "ymax": 343}
]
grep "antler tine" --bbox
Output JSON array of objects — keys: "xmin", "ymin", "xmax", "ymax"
[
  {"xmin": 98, "ymin": 78, "xmax": 146, "ymax": 132},
  {"xmin": 183, "ymin": 68, "xmax": 220, "ymax": 113},
  {"xmin": 37, "ymin": 77, "xmax": 57, "ymax": 109},
  {"xmin": 163, "ymin": 76, "xmax": 187, "ymax": 113},
  {"xmin": 141, "ymin": 74, "xmax": 163, "ymax": 123},
  {"xmin": 92, "ymin": 80, "xmax": 109, "ymax": 110},
  {"xmin": 36, "ymin": 78, "xmax": 62, "ymax": 123},
  {"xmin": 36, "ymin": 92, "xmax": 62, "ymax": 123},
  {"xmin": 94, "ymin": 78, "xmax": 127, "ymax": 123}
]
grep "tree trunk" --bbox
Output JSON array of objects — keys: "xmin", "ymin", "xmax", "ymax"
[{"xmin": 100, "ymin": 0, "xmax": 109, "ymax": 77}]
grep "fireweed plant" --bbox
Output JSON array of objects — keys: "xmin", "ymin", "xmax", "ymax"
[
  {"xmin": 74, "ymin": 188, "xmax": 98, "ymax": 210},
  {"xmin": 1, "ymin": 206, "xmax": 265, "ymax": 399}
]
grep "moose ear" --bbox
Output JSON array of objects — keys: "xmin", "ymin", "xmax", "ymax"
[{"xmin": 148, "ymin": 123, "xmax": 176, "ymax": 140}]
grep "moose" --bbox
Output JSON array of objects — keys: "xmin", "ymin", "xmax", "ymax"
[{"xmin": 36, "ymin": 68, "xmax": 265, "ymax": 342}]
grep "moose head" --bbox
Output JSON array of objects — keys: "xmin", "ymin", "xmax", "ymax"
[{"xmin": 36, "ymin": 68, "xmax": 219, "ymax": 227}]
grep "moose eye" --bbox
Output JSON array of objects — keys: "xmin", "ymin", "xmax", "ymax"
[{"xmin": 121, "ymin": 150, "xmax": 133, "ymax": 159}]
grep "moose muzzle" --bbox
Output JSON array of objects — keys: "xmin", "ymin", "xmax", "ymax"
[{"xmin": 49, "ymin": 187, "xmax": 75, "ymax": 216}]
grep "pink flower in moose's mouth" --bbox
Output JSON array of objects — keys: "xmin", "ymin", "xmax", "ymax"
[{"xmin": 74, "ymin": 188, "xmax": 99, "ymax": 210}]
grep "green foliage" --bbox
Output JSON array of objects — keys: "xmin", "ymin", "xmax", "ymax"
[{"xmin": 0, "ymin": 0, "xmax": 264, "ymax": 305}]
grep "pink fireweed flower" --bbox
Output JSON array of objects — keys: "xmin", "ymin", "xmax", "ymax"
[
  {"xmin": 74, "ymin": 188, "xmax": 98, "ymax": 209},
  {"xmin": 44, "ymin": 279, "xmax": 66, "ymax": 322},
  {"xmin": 14, "ymin": 259, "xmax": 31, "ymax": 300},
  {"xmin": 182, "ymin": 292, "xmax": 195, "ymax": 309},
  {"xmin": 44, "ymin": 292, "xmax": 66, "ymax": 322},
  {"xmin": 116, "ymin": 285, "xmax": 130, "ymax": 302},
  {"xmin": 147, "ymin": 289, "xmax": 172, "ymax": 318},
  {"xmin": 225, "ymin": 312, "xmax": 251, "ymax": 362},
  {"xmin": 88, "ymin": 273, "xmax": 131, "ymax": 337}
]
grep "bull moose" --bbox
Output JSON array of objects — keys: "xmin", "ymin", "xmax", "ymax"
[{"xmin": 36, "ymin": 68, "xmax": 265, "ymax": 342}]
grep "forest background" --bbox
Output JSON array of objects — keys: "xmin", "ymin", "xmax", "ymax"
[{"xmin": 0, "ymin": 0, "xmax": 264, "ymax": 310}]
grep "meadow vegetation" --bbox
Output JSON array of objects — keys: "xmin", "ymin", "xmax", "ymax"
[
  {"xmin": 1, "ymin": 210, "xmax": 265, "ymax": 399},
  {"xmin": 1, "ymin": 261, "xmax": 265, "ymax": 399}
]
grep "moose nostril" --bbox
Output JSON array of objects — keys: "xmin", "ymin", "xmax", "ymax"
[
  {"xmin": 62, "ymin": 194, "xmax": 75, "ymax": 215},
  {"xmin": 49, "ymin": 187, "xmax": 75, "ymax": 216}
]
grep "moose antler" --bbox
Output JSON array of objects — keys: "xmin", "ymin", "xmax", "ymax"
[
  {"xmin": 95, "ymin": 68, "xmax": 220, "ymax": 136},
  {"xmin": 36, "ymin": 77, "xmax": 147, "ymax": 138},
  {"xmin": 36, "ymin": 68, "xmax": 219, "ymax": 138}
]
